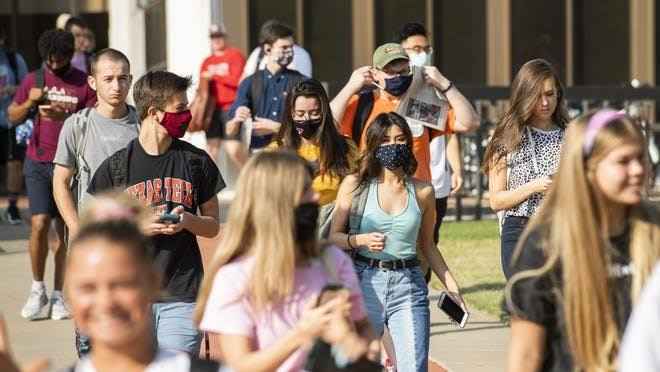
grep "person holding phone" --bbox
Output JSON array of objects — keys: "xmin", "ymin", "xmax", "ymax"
[
  {"xmin": 195, "ymin": 151, "xmax": 377, "ymax": 372},
  {"xmin": 329, "ymin": 112, "xmax": 465, "ymax": 372},
  {"xmin": 505, "ymin": 110, "xmax": 660, "ymax": 372},
  {"xmin": 482, "ymin": 59, "xmax": 567, "ymax": 279},
  {"xmin": 7, "ymin": 29, "xmax": 96, "ymax": 322},
  {"xmin": 87, "ymin": 70, "xmax": 224, "ymax": 354}
]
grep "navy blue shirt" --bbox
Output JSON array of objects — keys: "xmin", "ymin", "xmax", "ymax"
[{"xmin": 229, "ymin": 68, "xmax": 298, "ymax": 149}]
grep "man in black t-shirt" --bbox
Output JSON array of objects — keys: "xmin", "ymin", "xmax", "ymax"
[{"xmin": 88, "ymin": 70, "xmax": 224, "ymax": 354}]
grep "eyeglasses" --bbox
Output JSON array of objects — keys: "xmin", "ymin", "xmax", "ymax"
[{"xmin": 404, "ymin": 45, "xmax": 433, "ymax": 54}]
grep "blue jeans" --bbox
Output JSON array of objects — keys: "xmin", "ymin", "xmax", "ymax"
[
  {"xmin": 152, "ymin": 302, "xmax": 201, "ymax": 354},
  {"xmin": 355, "ymin": 261, "xmax": 430, "ymax": 372},
  {"xmin": 500, "ymin": 216, "xmax": 529, "ymax": 279}
]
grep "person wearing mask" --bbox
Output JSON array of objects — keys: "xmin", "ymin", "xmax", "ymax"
[
  {"xmin": 0, "ymin": 26, "xmax": 28, "ymax": 225},
  {"xmin": 225, "ymin": 21, "xmax": 306, "ymax": 157},
  {"xmin": 240, "ymin": 19, "xmax": 312, "ymax": 80},
  {"xmin": 482, "ymin": 59, "xmax": 568, "ymax": 279},
  {"xmin": 505, "ymin": 110, "xmax": 660, "ymax": 372},
  {"xmin": 64, "ymin": 17, "xmax": 92, "ymax": 74},
  {"xmin": 198, "ymin": 23, "xmax": 246, "ymax": 165},
  {"xmin": 87, "ymin": 70, "xmax": 224, "ymax": 354},
  {"xmin": 196, "ymin": 151, "xmax": 377, "ymax": 372},
  {"xmin": 398, "ymin": 22, "xmax": 465, "ymax": 246},
  {"xmin": 52, "ymin": 48, "xmax": 139, "ymax": 356},
  {"xmin": 329, "ymin": 112, "xmax": 466, "ymax": 372},
  {"xmin": 8, "ymin": 29, "xmax": 96, "ymax": 321},
  {"xmin": 268, "ymin": 79, "xmax": 357, "ymax": 207}
]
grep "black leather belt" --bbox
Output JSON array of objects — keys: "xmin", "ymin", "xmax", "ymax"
[{"xmin": 355, "ymin": 255, "xmax": 419, "ymax": 270}]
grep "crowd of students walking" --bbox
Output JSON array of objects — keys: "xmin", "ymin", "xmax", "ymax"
[{"xmin": 0, "ymin": 14, "xmax": 659, "ymax": 372}]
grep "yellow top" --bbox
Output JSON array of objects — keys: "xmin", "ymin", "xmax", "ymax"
[{"xmin": 267, "ymin": 139, "xmax": 358, "ymax": 206}]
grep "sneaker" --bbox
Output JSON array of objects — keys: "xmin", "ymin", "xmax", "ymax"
[
  {"xmin": 20, "ymin": 289, "xmax": 48, "ymax": 320},
  {"xmin": 50, "ymin": 295, "xmax": 71, "ymax": 320},
  {"xmin": 5, "ymin": 205, "xmax": 22, "ymax": 225}
]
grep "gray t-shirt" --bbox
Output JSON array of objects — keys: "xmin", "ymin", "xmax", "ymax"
[{"xmin": 54, "ymin": 106, "xmax": 139, "ymax": 209}]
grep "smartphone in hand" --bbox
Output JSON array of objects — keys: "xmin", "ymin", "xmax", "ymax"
[
  {"xmin": 158, "ymin": 212, "xmax": 181, "ymax": 224},
  {"xmin": 437, "ymin": 291, "xmax": 469, "ymax": 328}
]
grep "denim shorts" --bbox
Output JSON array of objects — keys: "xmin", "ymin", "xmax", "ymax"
[
  {"xmin": 355, "ymin": 260, "xmax": 430, "ymax": 372},
  {"xmin": 500, "ymin": 216, "xmax": 529, "ymax": 279},
  {"xmin": 152, "ymin": 302, "xmax": 201, "ymax": 354}
]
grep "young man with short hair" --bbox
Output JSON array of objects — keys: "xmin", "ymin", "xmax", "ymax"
[
  {"xmin": 398, "ymin": 22, "xmax": 464, "ymax": 243},
  {"xmin": 226, "ymin": 21, "xmax": 305, "ymax": 159},
  {"xmin": 53, "ymin": 48, "xmax": 138, "ymax": 238},
  {"xmin": 88, "ymin": 70, "xmax": 224, "ymax": 354},
  {"xmin": 8, "ymin": 29, "xmax": 96, "ymax": 321}
]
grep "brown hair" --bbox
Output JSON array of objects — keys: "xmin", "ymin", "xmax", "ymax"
[
  {"xmin": 89, "ymin": 48, "xmax": 130, "ymax": 76},
  {"xmin": 483, "ymin": 59, "xmax": 568, "ymax": 172},
  {"xmin": 133, "ymin": 70, "xmax": 191, "ymax": 121}
]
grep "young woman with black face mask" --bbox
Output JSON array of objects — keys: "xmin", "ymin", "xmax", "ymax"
[
  {"xmin": 269, "ymin": 79, "xmax": 357, "ymax": 207},
  {"xmin": 329, "ymin": 112, "xmax": 466, "ymax": 372},
  {"xmin": 195, "ymin": 151, "xmax": 378, "ymax": 372}
]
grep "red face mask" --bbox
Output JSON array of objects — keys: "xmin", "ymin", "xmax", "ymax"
[{"xmin": 159, "ymin": 110, "xmax": 192, "ymax": 138}]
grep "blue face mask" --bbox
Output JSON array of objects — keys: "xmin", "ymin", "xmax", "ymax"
[
  {"xmin": 384, "ymin": 74, "xmax": 413, "ymax": 96},
  {"xmin": 375, "ymin": 143, "xmax": 413, "ymax": 170}
]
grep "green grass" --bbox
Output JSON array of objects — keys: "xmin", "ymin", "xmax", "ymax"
[{"xmin": 430, "ymin": 220, "xmax": 505, "ymax": 318}]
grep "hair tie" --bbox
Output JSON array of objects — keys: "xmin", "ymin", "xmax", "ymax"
[{"xmin": 582, "ymin": 109, "xmax": 627, "ymax": 156}]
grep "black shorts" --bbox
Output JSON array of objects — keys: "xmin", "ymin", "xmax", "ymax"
[
  {"xmin": 205, "ymin": 109, "xmax": 233, "ymax": 139},
  {"xmin": 23, "ymin": 157, "xmax": 60, "ymax": 217},
  {"xmin": 0, "ymin": 127, "xmax": 26, "ymax": 163}
]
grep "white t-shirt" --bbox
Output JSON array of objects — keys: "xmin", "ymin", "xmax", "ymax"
[
  {"xmin": 240, "ymin": 44, "xmax": 312, "ymax": 80},
  {"xmin": 619, "ymin": 263, "xmax": 660, "ymax": 371},
  {"xmin": 72, "ymin": 349, "xmax": 228, "ymax": 372},
  {"xmin": 429, "ymin": 135, "xmax": 451, "ymax": 199}
]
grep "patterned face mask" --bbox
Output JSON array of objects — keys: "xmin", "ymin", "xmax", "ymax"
[{"xmin": 375, "ymin": 143, "xmax": 413, "ymax": 170}]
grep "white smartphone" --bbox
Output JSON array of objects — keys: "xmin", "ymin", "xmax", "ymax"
[{"xmin": 437, "ymin": 291, "xmax": 469, "ymax": 328}]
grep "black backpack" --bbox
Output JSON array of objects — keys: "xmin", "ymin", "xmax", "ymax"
[
  {"xmin": 107, "ymin": 140, "xmax": 204, "ymax": 192},
  {"xmin": 350, "ymin": 88, "xmax": 376, "ymax": 145}
]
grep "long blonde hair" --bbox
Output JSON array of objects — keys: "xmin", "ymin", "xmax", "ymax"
[
  {"xmin": 506, "ymin": 111, "xmax": 660, "ymax": 371},
  {"xmin": 194, "ymin": 151, "xmax": 319, "ymax": 323},
  {"xmin": 483, "ymin": 58, "xmax": 568, "ymax": 172}
]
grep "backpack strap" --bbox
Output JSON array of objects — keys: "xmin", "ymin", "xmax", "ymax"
[
  {"xmin": 35, "ymin": 66, "xmax": 45, "ymax": 89},
  {"xmin": 249, "ymin": 71, "xmax": 264, "ymax": 114},
  {"xmin": 74, "ymin": 108, "xmax": 94, "ymax": 176},
  {"xmin": 348, "ymin": 183, "xmax": 369, "ymax": 235},
  {"xmin": 189, "ymin": 356, "xmax": 221, "ymax": 372},
  {"xmin": 352, "ymin": 89, "xmax": 375, "ymax": 145}
]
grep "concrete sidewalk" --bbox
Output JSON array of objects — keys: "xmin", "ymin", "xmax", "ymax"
[{"xmin": 0, "ymin": 199, "xmax": 508, "ymax": 371}]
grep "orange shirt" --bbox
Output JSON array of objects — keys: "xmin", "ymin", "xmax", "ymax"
[
  {"xmin": 339, "ymin": 91, "xmax": 455, "ymax": 182},
  {"xmin": 200, "ymin": 47, "xmax": 246, "ymax": 111}
]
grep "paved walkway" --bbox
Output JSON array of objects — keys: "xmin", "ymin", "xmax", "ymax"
[{"xmin": 0, "ymin": 198, "xmax": 508, "ymax": 371}]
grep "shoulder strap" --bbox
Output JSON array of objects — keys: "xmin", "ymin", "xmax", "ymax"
[
  {"xmin": 348, "ymin": 183, "xmax": 369, "ymax": 234},
  {"xmin": 35, "ymin": 67, "xmax": 45, "ymax": 89},
  {"xmin": 189, "ymin": 356, "xmax": 220, "ymax": 372},
  {"xmin": 75, "ymin": 108, "xmax": 94, "ymax": 173},
  {"xmin": 352, "ymin": 90, "xmax": 375, "ymax": 144},
  {"xmin": 249, "ymin": 72, "xmax": 264, "ymax": 113}
]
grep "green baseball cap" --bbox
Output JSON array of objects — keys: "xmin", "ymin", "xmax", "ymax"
[{"xmin": 372, "ymin": 43, "xmax": 409, "ymax": 70}]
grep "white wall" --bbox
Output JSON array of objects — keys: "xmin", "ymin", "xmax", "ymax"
[
  {"xmin": 108, "ymin": 0, "xmax": 147, "ymax": 93},
  {"xmin": 165, "ymin": 0, "xmax": 213, "ymax": 87}
]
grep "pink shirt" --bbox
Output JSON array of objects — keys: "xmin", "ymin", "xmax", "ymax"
[{"xmin": 199, "ymin": 246, "xmax": 367, "ymax": 372}]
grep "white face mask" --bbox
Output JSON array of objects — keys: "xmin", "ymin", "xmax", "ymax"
[{"xmin": 409, "ymin": 51, "xmax": 431, "ymax": 67}]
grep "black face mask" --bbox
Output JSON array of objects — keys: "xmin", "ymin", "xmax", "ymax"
[
  {"xmin": 384, "ymin": 74, "xmax": 413, "ymax": 96},
  {"xmin": 294, "ymin": 119, "xmax": 322, "ymax": 140},
  {"xmin": 294, "ymin": 202, "xmax": 319, "ymax": 242},
  {"xmin": 50, "ymin": 63, "xmax": 71, "ymax": 77},
  {"xmin": 375, "ymin": 143, "xmax": 413, "ymax": 170}
]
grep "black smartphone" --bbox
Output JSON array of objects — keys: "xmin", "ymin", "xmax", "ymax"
[
  {"xmin": 437, "ymin": 291, "xmax": 469, "ymax": 328},
  {"xmin": 158, "ymin": 212, "xmax": 181, "ymax": 224},
  {"xmin": 316, "ymin": 283, "xmax": 344, "ymax": 307}
]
